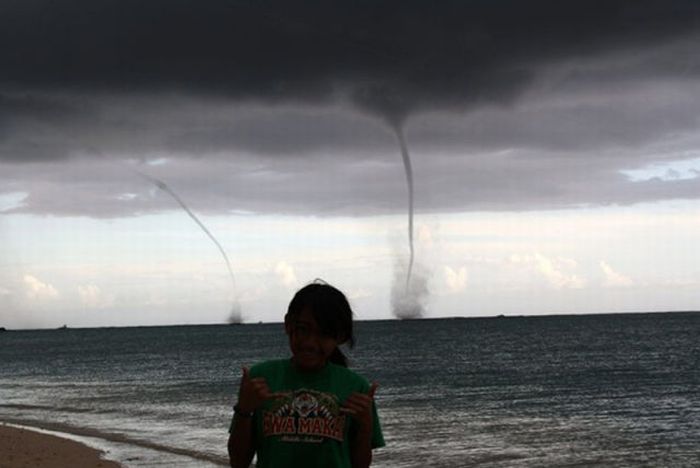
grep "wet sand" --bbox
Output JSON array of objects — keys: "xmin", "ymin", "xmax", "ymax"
[{"xmin": 0, "ymin": 423, "xmax": 121, "ymax": 468}]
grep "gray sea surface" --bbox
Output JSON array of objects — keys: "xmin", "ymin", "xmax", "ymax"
[{"xmin": 1, "ymin": 312, "xmax": 699, "ymax": 467}]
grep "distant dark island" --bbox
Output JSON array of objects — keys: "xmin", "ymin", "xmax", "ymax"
[{"xmin": 0, "ymin": 327, "xmax": 6, "ymax": 332}]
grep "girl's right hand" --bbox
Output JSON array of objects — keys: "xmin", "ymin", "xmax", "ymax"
[{"xmin": 237, "ymin": 366, "xmax": 285, "ymax": 413}]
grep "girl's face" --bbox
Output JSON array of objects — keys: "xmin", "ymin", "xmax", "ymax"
[{"xmin": 286, "ymin": 307, "xmax": 340, "ymax": 372}]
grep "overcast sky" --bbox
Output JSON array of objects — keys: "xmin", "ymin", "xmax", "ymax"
[{"xmin": 2, "ymin": 1, "xmax": 700, "ymax": 328}]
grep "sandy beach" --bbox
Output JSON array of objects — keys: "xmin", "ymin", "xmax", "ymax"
[{"xmin": 0, "ymin": 423, "xmax": 121, "ymax": 468}]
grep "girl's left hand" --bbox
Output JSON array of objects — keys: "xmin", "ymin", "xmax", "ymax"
[{"xmin": 341, "ymin": 382, "xmax": 378, "ymax": 433}]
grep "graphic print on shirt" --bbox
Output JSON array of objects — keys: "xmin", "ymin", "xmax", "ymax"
[{"xmin": 262, "ymin": 389, "xmax": 346, "ymax": 443}]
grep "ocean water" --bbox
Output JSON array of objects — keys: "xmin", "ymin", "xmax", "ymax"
[{"xmin": 1, "ymin": 312, "xmax": 699, "ymax": 467}]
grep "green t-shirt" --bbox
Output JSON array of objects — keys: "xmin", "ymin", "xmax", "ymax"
[{"xmin": 232, "ymin": 359, "xmax": 385, "ymax": 468}]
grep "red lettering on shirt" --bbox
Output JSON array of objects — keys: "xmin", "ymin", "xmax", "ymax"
[{"xmin": 263, "ymin": 414, "xmax": 296, "ymax": 436}]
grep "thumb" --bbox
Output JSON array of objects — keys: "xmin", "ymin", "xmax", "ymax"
[
  {"xmin": 368, "ymin": 382, "xmax": 379, "ymax": 398},
  {"xmin": 241, "ymin": 366, "xmax": 250, "ymax": 381}
]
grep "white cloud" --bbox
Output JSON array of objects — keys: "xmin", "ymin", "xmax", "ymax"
[
  {"xmin": 23, "ymin": 275, "xmax": 59, "ymax": 300},
  {"xmin": 347, "ymin": 288, "xmax": 372, "ymax": 300},
  {"xmin": 600, "ymin": 261, "xmax": 634, "ymax": 287},
  {"xmin": 534, "ymin": 254, "xmax": 585, "ymax": 289},
  {"xmin": 444, "ymin": 266, "xmax": 468, "ymax": 293},
  {"xmin": 508, "ymin": 253, "xmax": 585, "ymax": 289},
  {"xmin": 274, "ymin": 261, "xmax": 298, "ymax": 288},
  {"xmin": 77, "ymin": 284, "xmax": 115, "ymax": 308}
]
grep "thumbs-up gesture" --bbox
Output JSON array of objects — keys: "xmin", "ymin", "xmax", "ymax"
[
  {"xmin": 237, "ymin": 367, "xmax": 286, "ymax": 413},
  {"xmin": 341, "ymin": 382, "xmax": 378, "ymax": 433}
]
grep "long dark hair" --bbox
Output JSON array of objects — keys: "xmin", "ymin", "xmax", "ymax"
[{"xmin": 285, "ymin": 280, "xmax": 355, "ymax": 367}]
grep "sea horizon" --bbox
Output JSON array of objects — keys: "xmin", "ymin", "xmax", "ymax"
[{"xmin": 3, "ymin": 309, "xmax": 700, "ymax": 332}]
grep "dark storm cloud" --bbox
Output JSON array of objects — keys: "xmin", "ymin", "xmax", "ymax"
[
  {"xmin": 2, "ymin": 0, "xmax": 699, "ymax": 119},
  {"xmin": 2, "ymin": 1, "xmax": 700, "ymax": 218}
]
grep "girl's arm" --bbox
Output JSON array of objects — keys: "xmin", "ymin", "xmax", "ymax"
[
  {"xmin": 350, "ymin": 426, "xmax": 373, "ymax": 468},
  {"xmin": 228, "ymin": 367, "xmax": 284, "ymax": 468},
  {"xmin": 228, "ymin": 412, "xmax": 255, "ymax": 468},
  {"xmin": 343, "ymin": 383, "xmax": 378, "ymax": 468}
]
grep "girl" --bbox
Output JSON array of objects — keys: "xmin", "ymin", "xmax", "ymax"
[{"xmin": 228, "ymin": 281, "xmax": 385, "ymax": 468}]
